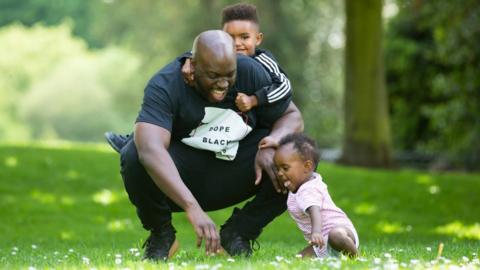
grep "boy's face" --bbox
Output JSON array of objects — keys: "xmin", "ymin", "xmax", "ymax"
[
  {"xmin": 223, "ymin": 20, "xmax": 263, "ymax": 56},
  {"xmin": 274, "ymin": 143, "xmax": 313, "ymax": 193}
]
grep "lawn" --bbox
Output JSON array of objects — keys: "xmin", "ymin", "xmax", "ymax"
[{"xmin": 0, "ymin": 142, "xmax": 479, "ymax": 269}]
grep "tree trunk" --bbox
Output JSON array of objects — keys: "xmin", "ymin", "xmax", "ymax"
[{"xmin": 339, "ymin": 0, "xmax": 393, "ymax": 167}]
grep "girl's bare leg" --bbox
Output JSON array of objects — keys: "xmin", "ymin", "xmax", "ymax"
[
  {"xmin": 298, "ymin": 245, "xmax": 316, "ymax": 258},
  {"xmin": 328, "ymin": 226, "xmax": 358, "ymax": 258}
]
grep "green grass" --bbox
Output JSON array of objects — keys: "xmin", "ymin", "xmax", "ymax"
[{"xmin": 1, "ymin": 142, "xmax": 479, "ymax": 269}]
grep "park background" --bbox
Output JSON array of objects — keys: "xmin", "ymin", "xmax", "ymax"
[{"xmin": 0, "ymin": 0, "xmax": 479, "ymax": 269}]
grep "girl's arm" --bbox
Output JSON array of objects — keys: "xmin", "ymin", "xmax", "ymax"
[{"xmin": 306, "ymin": 205, "xmax": 325, "ymax": 248}]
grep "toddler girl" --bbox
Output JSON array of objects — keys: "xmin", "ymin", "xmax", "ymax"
[{"xmin": 267, "ymin": 133, "xmax": 359, "ymax": 258}]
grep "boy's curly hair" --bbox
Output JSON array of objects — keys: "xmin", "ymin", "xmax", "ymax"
[
  {"xmin": 221, "ymin": 3, "xmax": 259, "ymax": 26},
  {"xmin": 278, "ymin": 133, "xmax": 320, "ymax": 168}
]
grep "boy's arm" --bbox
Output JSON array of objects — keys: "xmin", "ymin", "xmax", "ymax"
[
  {"xmin": 253, "ymin": 51, "xmax": 292, "ymax": 106},
  {"xmin": 179, "ymin": 51, "xmax": 194, "ymax": 85},
  {"xmin": 178, "ymin": 51, "xmax": 193, "ymax": 63},
  {"xmin": 306, "ymin": 205, "xmax": 325, "ymax": 248}
]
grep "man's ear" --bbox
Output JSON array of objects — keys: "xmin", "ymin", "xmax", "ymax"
[{"xmin": 256, "ymin": 32, "xmax": 264, "ymax": 46}]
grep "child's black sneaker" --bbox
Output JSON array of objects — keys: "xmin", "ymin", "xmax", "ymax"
[
  {"xmin": 104, "ymin": 132, "xmax": 129, "ymax": 153},
  {"xmin": 142, "ymin": 223, "xmax": 178, "ymax": 261}
]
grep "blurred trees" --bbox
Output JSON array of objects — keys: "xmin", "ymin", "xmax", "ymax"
[
  {"xmin": 1, "ymin": 0, "xmax": 478, "ymax": 170},
  {"xmin": 0, "ymin": 0, "xmax": 101, "ymax": 46},
  {"xmin": 385, "ymin": 0, "xmax": 480, "ymax": 169},
  {"xmin": 82, "ymin": 0, "xmax": 345, "ymax": 147},
  {"xmin": 0, "ymin": 0, "xmax": 344, "ymax": 147},
  {"xmin": 340, "ymin": 0, "xmax": 392, "ymax": 167},
  {"xmin": 0, "ymin": 23, "xmax": 143, "ymax": 141}
]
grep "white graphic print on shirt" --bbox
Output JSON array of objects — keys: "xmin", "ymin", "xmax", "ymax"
[{"xmin": 181, "ymin": 107, "xmax": 252, "ymax": 161}]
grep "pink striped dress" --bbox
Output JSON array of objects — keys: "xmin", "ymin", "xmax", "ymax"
[{"xmin": 286, "ymin": 173, "xmax": 359, "ymax": 257}]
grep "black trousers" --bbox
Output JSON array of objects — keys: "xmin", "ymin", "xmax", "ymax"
[{"xmin": 120, "ymin": 129, "xmax": 287, "ymax": 239}]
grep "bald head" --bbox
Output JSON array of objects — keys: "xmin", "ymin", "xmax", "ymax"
[
  {"xmin": 192, "ymin": 30, "xmax": 236, "ymax": 62},
  {"xmin": 190, "ymin": 30, "xmax": 237, "ymax": 103}
]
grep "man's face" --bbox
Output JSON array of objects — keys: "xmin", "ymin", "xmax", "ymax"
[
  {"xmin": 193, "ymin": 53, "xmax": 236, "ymax": 103},
  {"xmin": 223, "ymin": 20, "xmax": 263, "ymax": 56}
]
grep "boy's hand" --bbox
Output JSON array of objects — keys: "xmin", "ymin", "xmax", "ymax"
[
  {"xmin": 182, "ymin": 58, "xmax": 195, "ymax": 86},
  {"xmin": 309, "ymin": 232, "xmax": 325, "ymax": 248},
  {"xmin": 258, "ymin": 136, "xmax": 279, "ymax": 149},
  {"xmin": 235, "ymin": 93, "xmax": 258, "ymax": 112}
]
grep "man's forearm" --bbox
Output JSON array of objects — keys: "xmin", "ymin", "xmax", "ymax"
[
  {"xmin": 269, "ymin": 102, "xmax": 304, "ymax": 141},
  {"xmin": 138, "ymin": 146, "xmax": 200, "ymax": 211},
  {"xmin": 134, "ymin": 123, "xmax": 201, "ymax": 212}
]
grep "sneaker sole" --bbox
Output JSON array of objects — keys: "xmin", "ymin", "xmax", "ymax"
[{"xmin": 104, "ymin": 132, "xmax": 121, "ymax": 153}]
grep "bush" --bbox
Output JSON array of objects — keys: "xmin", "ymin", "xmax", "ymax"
[{"xmin": 385, "ymin": 1, "xmax": 480, "ymax": 170}]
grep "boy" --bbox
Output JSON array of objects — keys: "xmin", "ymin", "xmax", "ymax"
[
  {"xmin": 183, "ymin": 3, "xmax": 291, "ymax": 111},
  {"xmin": 264, "ymin": 133, "xmax": 359, "ymax": 258},
  {"xmin": 105, "ymin": 3, "xmax": 292, "ymax": 152}
]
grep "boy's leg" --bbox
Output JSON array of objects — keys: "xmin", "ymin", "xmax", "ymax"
[
  {"xmin": 327, "ymin": 226, "xmax": 358, "ymax": 257},
  {"xmin": 120, "ymin": 139, "xmax": 177, "ymax": 261},
  {"xmin": 105, "ymin": 131, "xmax": 132, "ymax": 153}
]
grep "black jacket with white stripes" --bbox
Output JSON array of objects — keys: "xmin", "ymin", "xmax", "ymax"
[{"xmin": 252, "ymin": 48, "xmax": 292, "ymax": 106}]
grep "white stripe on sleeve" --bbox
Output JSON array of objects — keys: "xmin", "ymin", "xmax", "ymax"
[{"xmin": 254, "ymin": 53, "xmax": 292, "ymax": 103}]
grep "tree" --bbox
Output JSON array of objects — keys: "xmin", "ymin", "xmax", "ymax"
[{"xmin": 340, "ymin": 0, "xmax": 393, "ymax": 167}]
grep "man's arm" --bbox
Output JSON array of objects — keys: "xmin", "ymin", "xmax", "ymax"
[
  {"xmin": 134, "ymin": 122, "xmax": 221, "ymax": 255},
  {"xmin": 266, "ymin": 101, "xmax": 304, "ymax": 142},
  {"xmin": 254, "ymin": 101, "xmax": 304, "ymax": 192}
]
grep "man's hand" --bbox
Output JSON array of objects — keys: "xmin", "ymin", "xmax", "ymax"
[
  {"xmin": 235, "ymin": 93, "xmax": 258, "ymax": 112},
  {"xmin": 181, "ymin": 58, "xmax": 195, "ymax": 86},
  {"xmin": 258, "ymin": 136, "xmax": 279, "ymax": 149},
  {"xmin": 254, "ymin": 147, "xmax": 285, "ymax": 193},
  {"xmin": 309, "ymin": 232, "xmax": 325, "ymax": 248},
  {"xmin": 185, "ymin": 205, "xmax": 221, "ymax": 255}
]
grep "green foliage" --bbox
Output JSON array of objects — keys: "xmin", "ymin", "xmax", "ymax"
[
  {"xmin": 0, "ymin": 22, "xmax": 87, "ymax": 140},
  {"xmin": 385, "ymin": 1, "xmax": 480, "ymax": 169},
  {"xmin": 0, "ymin": 1, "xmax": 345, "ymax": 148},
  {"xmin": 0, "ymin": 0, "xmax": 101, "ymax": 47},
  {"xmin": 1, "ymin": 144, "xmax": 479, "ymax": 268},
  {"xmin": 88, "ymin": 0, "xmax": 345, "ymax": 147},
  {"xmin": 0, "ymin": 23, "xmax": 143, "ymax": 141}
]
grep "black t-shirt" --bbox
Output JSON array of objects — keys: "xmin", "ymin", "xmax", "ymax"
[
  {"xmin": 136, "ymin": 55, "xmax": 291, "ymax": 143},
  {"xmin": 134, "ymin": 55, "xmax": 292, "ymax": 208}
]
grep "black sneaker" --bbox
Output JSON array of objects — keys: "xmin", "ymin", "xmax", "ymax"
[
  {"xmin": 104, "ymin": 132, "xmax": 130, "ymax": 153},
  {"xmin": 142, "ymin": 223, "xmax": 178, "ymax": 261},
  {"xmin": 220, "ymin": 226, "xmax": 253, "ymax": 257}
]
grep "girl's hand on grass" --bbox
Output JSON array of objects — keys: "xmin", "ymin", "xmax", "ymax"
[
  {"xmin": 185, "ymin": 205, "xmax": 221, "ymax": 255},
  {"xmin": 309, "ymin": 232, "xmax": 324, "ymax": 248},
  {"xmin": 181, "ymin": 58, "xmax": 195, "ymax": 86}
]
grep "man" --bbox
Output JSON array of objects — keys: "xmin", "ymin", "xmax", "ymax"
[{"xmin": 120, "ymin": 30, "xmax": 303, "ymax": 261}]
